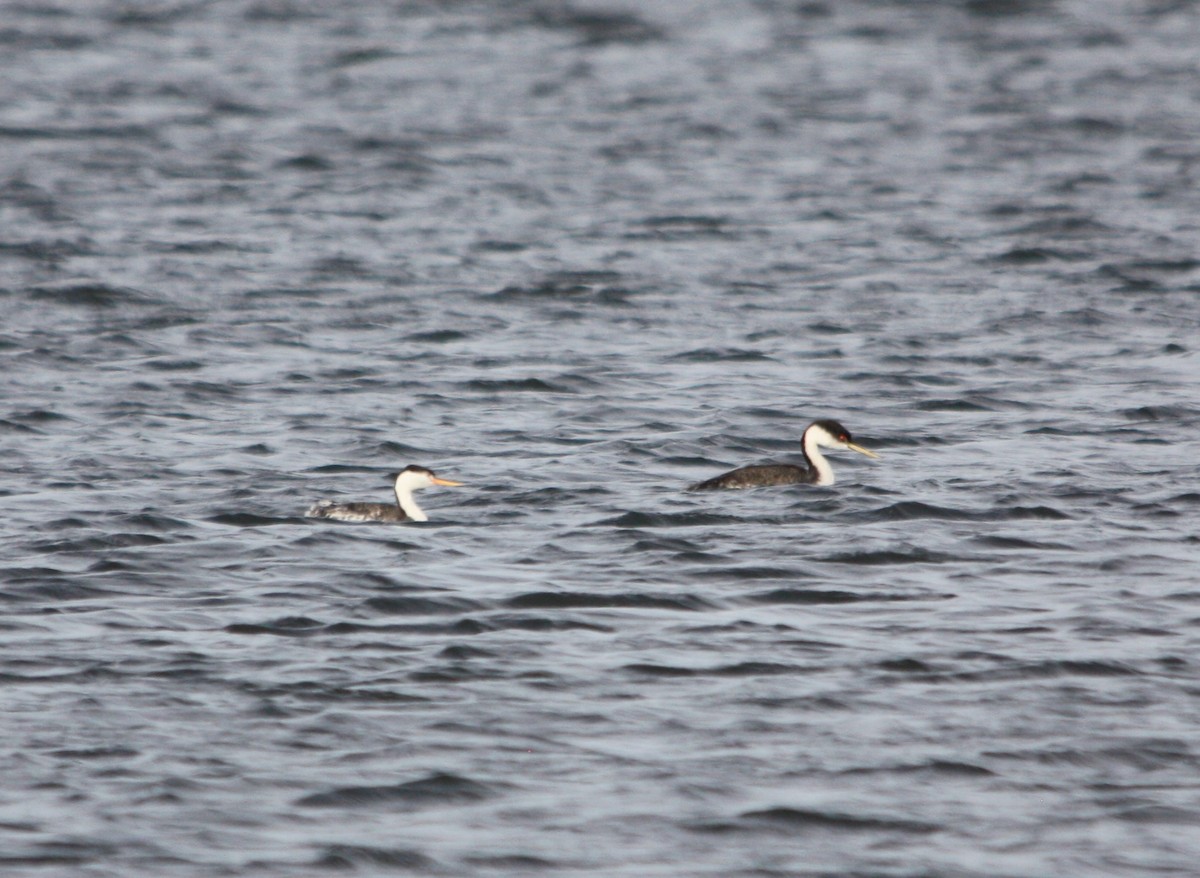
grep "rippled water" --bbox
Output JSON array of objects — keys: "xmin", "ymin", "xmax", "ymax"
[{"xmin": 3, "ymin": 1, "xmax": 1200, "ymax": 875}]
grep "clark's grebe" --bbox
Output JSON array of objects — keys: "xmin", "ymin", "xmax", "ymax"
[
  {"xmin": 306, "ymin": 465, "xmax": 463, "ymax": 522},
  {"xmin": 688, "ymin": 419, "xmax": 879, "ymax": 491}
]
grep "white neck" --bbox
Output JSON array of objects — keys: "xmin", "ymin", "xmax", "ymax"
[
  {"xmin": 803, "ymin": 427, "xmax": 835, "ymax": 486},
  {"xmin": 395, "ymin": 482, "xmax": 428, "ymax": 521}
]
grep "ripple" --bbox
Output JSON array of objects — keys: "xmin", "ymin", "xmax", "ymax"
[
  {"xmin": 313, "ymin": 846, "xmax": 439, "ymax": 871},
  {"xmin": 692, "ymin": 806, "xmax": 940, "ymax": 835},
  {"xmin": 504, "ymin": 591, "xmax": 717, "ymax": 611},
  {"xmin": 742, "ymin": 588, "xmax": 945, "ymax": 605},
  {"xmin": 297, "ymin": 772, "xmax": 496, "ymax": 809},
  {"xmin": 28, "ymin": 281, "xmax": 152, "ymax": 307},
  {"xmin": 853, "ymin": 501, "xmax": 1072, "ymax": 522}
]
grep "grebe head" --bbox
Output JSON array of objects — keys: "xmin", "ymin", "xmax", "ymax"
[
  {"xmin": 807, "ymin": 420, "xmax": 880, "ymax": 458},
  {"xmin": 389, "ymin": 465, "xmax": 464, "ymax": 491}
]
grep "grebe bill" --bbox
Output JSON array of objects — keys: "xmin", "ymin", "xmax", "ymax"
[
  {"xmin": 688, "ymin": 419, "xmax": 879, "ymax": 491},
  {"xmin": 306, "ymin": 464, "xmax": 464, "ymax": 522}
]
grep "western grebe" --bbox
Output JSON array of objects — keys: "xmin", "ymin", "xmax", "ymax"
[
  {"xmin": 688, "ymin": 419, "xmax": 879, "ymax": 490},
  {"xmin": 306, "ymin": 465, "xmax": 463, "ymax": 522}
]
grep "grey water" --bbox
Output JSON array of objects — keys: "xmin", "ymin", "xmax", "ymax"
[{"xmin": 2, "ymin": 1, "xmax": 1199, "ymax": 875}]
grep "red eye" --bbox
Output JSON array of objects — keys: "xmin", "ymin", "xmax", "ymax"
[{"xmin": 839, "ymin": 434, "xmax": 848, "ymax": 442}]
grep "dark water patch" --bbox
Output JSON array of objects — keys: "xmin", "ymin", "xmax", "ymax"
[
  {"xmin": 806, "ymin": 321, "xmax": 853, "ymax": 335},
  {"xmin": 409, "ymin": 665, "xmax": 509, "ymax": 684},
  {"xmin": 208, "ymin": 513, "xmax": 304, "ymax": 527},
  {"xmin": 853, "ymin": 501, "xmax": 973, "ymax": 522},
  {"xmin": 225, "ymin": 616, "xmax": 329, "ymax": 637},
  {"xmin": 314, "ymin": 845, "xmax": 438, "ymax": 871},
  {"xmin": 919, "ymin": 393, "xmax": 1035, "ymax": 412},
  {"xmin": 276, "ymin": 153, "xmax": 334, "ymax": 172},
  {"xmin": 743, "ymin": 588, "xmax": 939, "ymax": 605},
  {"xmin": 926, "ymin": 659, "xmax": 1145, "ymax": 684},
  {"xmin": 31, "ymin": 532, "xmax": 171, "ymax": 553},
  {"xmin": 464, "ymin": 377, "xmax": 573, "ymax": 394},
  {"xmin": 1161, "ymin": 492, "xmax": 1200, "ymax": 505},
  {"xmin": 740, "ymin": 806, "xmax": 938, "ymax": 834},
  {"xmin": 0, "ymin": 838, "xmax": 124, "ymax": 868},
  {"xmin": 83, "ymin": 557, "xmax": 130, "ymax": 574},
  {"xmin": 601, "ymin": 511, "xmax": 756, "ymax": 528},
  {"xmin": 1097, "ymin": 263, "xmax": 1166, "ymax": 293},
  {"xmin": 5, "ymin": 407, "xmax": 73, "ymax": 425},
  {"xmin": 241, "ymin": 286, "xmax": 326, "ymax": 301},
  {"xmin": 622, "ymin": 662, "xmax": 699, "ymax": 678},
  {"xmin": 404, "ymin": 329, "xmax": 470, "ymax": 343},
  {"xmin": 987, "ymin": 738, "xmax": 1193, "ymax": 772},
  {"xmin": 490, "ymin": 270, "xmax": 625, "ymax": 301},
  {"xmin": 146, "ymin": 239, "xmax": 259, "ymax": 254},
  {"xmin": 0, "ymin": 418, "xmax": 41, "ymax": 434},
  {"xmin": 471, "ymin": 239, "xmax": 530, "ymax": 253},
  {"xmin": 712, "ymin": 661, "xmax": 807, "ymax": 677},
  {"xmin": 309, "ymin": 462, "xmax": 399, "ymax": 474},
  {"xmin": 913, "ymin": 398, "xmax": 996, "ymax": 412},
  {"xmin": 0, "ymin": 123, "xmax": 156, "ymax": 142},
  {"xmin": 142, "ymin": 357, "xmax": 204, "ymax": 371},
  {"xmin": 116, "ymin": 512, "xmax": 192, "ymax": 532},
  {"xmin": 463, "ymin": 853, "xmax": 561, "ymax": 870},
  {"xmin": 1111, "ymin": 804, "xmax": 1200, "ymax": 825},
  {"xmin": 298, "ymin": 772, "xmax": 495, "ymax": 809},
  {"xmin": 668, "ymin": 347, "xmax": 774, "ymax": 363},
  {"xmin": 28, "ymin": 281, "xmax": 151, "ymax": 307},
  {"xmin": 177, "ymin": 380, "xmax": 245, "ymax": 402},
  {"xmin": 628, "ymin": 214, "xmax": 731, "ymax": 240},
  {"xmin": 875, "ymin": 657, "xmax": 937, "ymax": 675},
  {"xmin": 0, "ymin": 665, "xmax": 124, "ymax": 685},
  {"xmin": 1121, "ymin": 404, "xmax": 1199, "ymax": 422},
  {"xmin": 693, "ymin": 806, "xmax": 938, "ymax": 835},
  {"xmin": 820, "ymin": 547, "xmax": 961, "ymax": 565},
  {"xmin": 1, "ymin": 565, "xmax": 74, "ymax": 585},
  {"xmin": 841, "ymin": 759, "xmax": 995, "ymax": 777},
  {"xmin": 628, "ymin": 535, "xmax": 706, "ymax": 554},
  {"xmin": 971, "ymin": 535, "xmax": 1070, "ymax": 550},
  {"xmin": 988, "ymin": 246, "xmax": 1088, "ymax": 264},
  {"xmin": 243, "ymin": 680, "xmax": 429, "ymax": 706},
  {"xmin": 439, "ymin": 644, "xmax": 497, "ymax": 661},
  {"xmin": 1051, "ymin": 173, "xmax": 1117, "ymax": 195},
  {"xmin": 502, "ymin": 371, "xmax": 607, "ymax": 398},
  {"xmin": 1124, "ymin": 258, "xmax": 1200, "ymax": 274},
  {"xmin": 488, "ymin": 614, "xmax": 614, "ymax": 634},
  {"xmin": 1056, "ymin": 307, "xmax": 1113, "ymax": 327},
  {"xmin": 744, "ymin": 589, "xmax": 862, "ymax": 606},
  {"xmin": 362, "ymin": 595, "xmax": 484, "ymax": 616},
  {"xmin": 1008, "ymin": 215, "xmax": 1112, "ymax": 237},
  {"xmin": 690, "ymin": 565, "xmax": 815, "ymax": 582},
  {"xmin": 844, "ymin": 370, "xmax": 961, "ymax": 387},
  {"xmin": 323, "ymin": 618, "xmax": 496, "ymax": 637},
  {"xmin": 526, "ymin": 7, "xmax": 665, "ymax": 47},
  {"xmin": 47, "ymin": 746, "xmax": 139, "ymax": 761},
  {"xmin": 1124, "ymin": 500, "xmax": 1181, "ymax": 520},
  {"xmin": 853, "ymin": 501, "xmax": 1071, "ymax": 523},
  {"xmin": 308, "ymin": 255, "xmax": 378, "ymax": 280},
  {"xmin": 505, "ymin": 591, "xmax": 716, "ymax": 612},
  {"xmin": 328, "ymin": 46, "xmax": 398, "ymax": 69},
  {"xmin": 1061, "ymin": 116, "xmax": 1126, "ymax": 138}
]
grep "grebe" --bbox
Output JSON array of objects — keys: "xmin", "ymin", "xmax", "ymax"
[
  {"xmin": 688, "ymin": 419, "xmax": 879, "ymax": 490},
  {"xmin": 306, "ymin": 465, "xmax": 463, "ymax": 522}
]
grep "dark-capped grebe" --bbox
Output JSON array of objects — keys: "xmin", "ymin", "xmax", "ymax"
[{"xmin": 688, "ymin": 420, "xmax": 879, "ymax": 491}]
